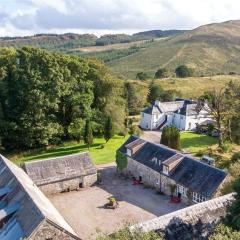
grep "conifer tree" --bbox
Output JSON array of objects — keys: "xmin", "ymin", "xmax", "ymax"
[
  {"xmin": 84, "ymin": 119, "xmax": 93, "ymax": 149},
  {"xmin": 104, "ymin": 116, "xmax": 114, "ymax": 143}
]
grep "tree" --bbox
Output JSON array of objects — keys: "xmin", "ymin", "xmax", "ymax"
[
  {"xmin": 97, "ymin": 226, "xmax": 164, "ymax": 240},
  {"xmin": 124, "ymin": 82, "xmax": 138, "ymax": 115},
  {"xmin": 116, "ymin": 151, "xmax": 128, "ymax": 173},
  {"xmin": 160, "ymin": 126, "xmax": 181, "ymax": 150},
  {"xmin": 225, "ymin": 177, "xmax": 240, "ymax": 230},
  {"xmin": 84, "ymin": 119, "xmax": 93, "ymax": 149},
  {"xmin": 148, "ymin": 84, "xmax": 164, "ymax": 104},
  {"xmin": 136, "ymin": 72, "xmax": 149, "ymax": 80},
  {"xmin": 201, "ymin": 89, "xmax": 229, "ymax": 148},
  {"xmin": 104, "ymin": 116, "xmax": 114, "ymax": 143},
  {"xmin": 209, "ymin": 224, "xmax": 240, "ymax": 240},
  {"xmin": 175, "ymin": 65, "xmax": 193, "ymax": 78},
  {"xmin": 154, "ymin": 68, "xmax": 169, "ymax": 79}
]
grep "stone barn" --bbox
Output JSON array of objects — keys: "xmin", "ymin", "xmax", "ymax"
[
  {"xmin": 118, "ymin": 136, "xmax": 226, "ymax": 204},
  {"xmin": 23, "ymin": 152, "xmax": 97, "ymax": 195},
  {"xmin": 0, "ymin": 154, "xmax": 81, "ymax": 240}
]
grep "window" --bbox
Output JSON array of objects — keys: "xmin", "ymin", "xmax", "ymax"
[
  {"xmin": 177, "ymin": 185, "xmax": 187, "ymax": 197},
  {"xmin": 192, "ymin": 192, "xmax": 206, "ymax": 203},
  {"xmin": 127, "ymin": 149, "xmax": 132, "ymax": 156},
  {"xmin": 163, "ymin": 165, "xmax": 169, "ymax": 175}
]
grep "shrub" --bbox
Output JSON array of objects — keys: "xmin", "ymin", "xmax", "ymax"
[
  {"xmin": 231, "ymin": 152, "xmax": 240, "ymax": 163},
  {"xmin": 175, "ymin": 65, "xmax": 194, "ymax": 78},
  {"xmin": 154, "ymin": 68, "xmax": 169, "ymax": 79},
  {"xmin": 136, "ymin": 72, "xmax": 149, "ymax": 80}
]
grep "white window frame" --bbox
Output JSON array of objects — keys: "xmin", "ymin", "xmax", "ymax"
[
  {"xmin": 192, "ymin": 192, "xmax": 206, "ymax": 203},
  {"xmin": 177, "ymin": 185, "xmax": 187, "ymax": 197},
  {"xmin": 127, "ymin": 149, "xmax": 132, "ymax": 156},
  {"xmin": 163, "ymin": 165, "xmax": 169, "ymax": 175}
]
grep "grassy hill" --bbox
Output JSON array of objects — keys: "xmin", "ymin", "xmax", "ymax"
[
  {"xmin": 0, "ymin": 30, "xmax": 183, "ymax": 53},
  {"xmin": 130, "ymin": 75, "xmax": 240, "ymax": 99},
  {"xmin": 109, "ymin": 20, "xmax": 240, "ymax": 78}
]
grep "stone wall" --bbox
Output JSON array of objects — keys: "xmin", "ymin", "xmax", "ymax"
[
  {"xmin": 30, "ymin": 220, "xmax": 80, "ymax": 240},
  {"xmin": 82, "ymin": 173, "xmax": 97, "ymax": 188},
  {"xmin": 130, "ymin": 193, "xmax": 235, "ymax": 240},
  {"xmin": 39, "ymin": 173, "xmax": 97, "ymax": 195},
  {"xmin": 125, "ymin": 158, "xmax": 161, "ymax": 189}
]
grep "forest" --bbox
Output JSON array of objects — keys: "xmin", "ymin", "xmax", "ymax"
[{"xmin": 0, "ymin": 47, "xmax": 126, "ymax": 150}]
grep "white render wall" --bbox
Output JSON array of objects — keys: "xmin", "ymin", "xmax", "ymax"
[{"xmin": 140, "ymin": 112, "xmax": 152, "ymax": 130}]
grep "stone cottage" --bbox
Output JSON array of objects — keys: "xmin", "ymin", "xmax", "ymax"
[
  {"xmin": 0, "ymin": 154, "xmax": 81, "ymax": 240},
  {"xmin": 140, "ymin": 99, "xmax": 212, "ymax": 131},
  {"xmin": 22, "ymin": 152, "xmax": 97, "ymax": 195},
  {"xmin": 118, "ymin": 136, "xmax": 226, "ymax": 204}
]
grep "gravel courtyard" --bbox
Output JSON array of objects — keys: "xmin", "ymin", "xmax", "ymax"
[{"xmin": 49, "ymin": 163, "xmax": 186, "ymax": 240}]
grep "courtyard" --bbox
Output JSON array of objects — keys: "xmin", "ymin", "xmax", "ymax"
[{"xmin": 49, "ymin": 163, "xmax": 186, "ymax": 240}]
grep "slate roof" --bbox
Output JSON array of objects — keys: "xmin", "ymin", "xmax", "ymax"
[
  {"xmin": 142, "ymin": 105, "xmax": 161, "ymax": 115},
  {"xmin": 0, "ymin": 154, "xmax": 80, "ymax": 240},
  {"xmin": 118, "ymin": 136, "xmax": 177, "ymax": 172},
  {"xmin": 23, "ymin": 152, "xmax": 96, "ymax": 186},
  {"xmin": 142, "ymin": 99, "xmax": 208, "ymax": 116},
  {"xmin": 118, "ymin": 136, "xmax": 226, "ymax": 198},
  {"xmin": 169, "ymin": 157, "xmax": 226, "ymax": 197}
]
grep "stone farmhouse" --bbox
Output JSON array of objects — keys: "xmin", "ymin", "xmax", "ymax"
[
  {"xmin": 118, "ymin": 136, "xmax": 226, "ymax": 204},
  {"xmin": 140, "ymin": 99, "xmax": 212, "ymax": 131},
  {"xmin": 22, "ymin": 152, "xmax": 97, "ymax": 195},
  {"xmin": 0, "ymin": 154, "xmax": 81, "ymax": 240}
]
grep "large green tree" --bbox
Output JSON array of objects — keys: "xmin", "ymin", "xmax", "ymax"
[{"xmin": 0, "ymin": 47, "xmax": 126, "ymax": 150}]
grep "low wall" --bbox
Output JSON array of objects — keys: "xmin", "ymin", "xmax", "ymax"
[{"xmin": 130, "ymin": 193, "xmax": 235, "ymax": 239}]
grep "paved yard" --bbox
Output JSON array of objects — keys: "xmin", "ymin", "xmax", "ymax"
[
  {"xmin": 49, "ymin": 164, "xmax": 186, "ymax": 240},
  {"xmin": 141, "ymin": 130, "xmax": 162, "ymax": 144}
]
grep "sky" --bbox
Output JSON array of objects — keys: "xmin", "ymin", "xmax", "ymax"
[{"xmin": 0, "ymin": 0, "xmax": 240, "ymax": 37}]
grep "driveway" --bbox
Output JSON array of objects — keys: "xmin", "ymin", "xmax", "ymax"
[
  {"xmin": 141, "ymin": 130, "xmax": 162, "ymax": 144},
  {"xmin": 49, "ymin": 163, "xmax": 186, "ymax": 239}
]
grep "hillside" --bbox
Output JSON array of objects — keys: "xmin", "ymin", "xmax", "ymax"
[
  {"xmin": 109, "ymin": 20, "xmax": 240, "ymax": 78},
  {"xmin": 0, "ymin": 30, "xmax": 183, "ymax": 53},
  {"xmin": 129, "ymin": 75, "xmax": 240, "ymax": 99}
]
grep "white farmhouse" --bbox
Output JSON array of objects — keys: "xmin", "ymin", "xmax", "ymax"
[{"xmin": 140, "ymin": 99, "xmax": 211, "ymax": 131}]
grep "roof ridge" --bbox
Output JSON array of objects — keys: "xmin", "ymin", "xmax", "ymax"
[
  {"xmin": 24, "ymin": 152, "xmax": 89, "ymax": 164},
  {"xmin": 133, "ymin": 138, "xmax": 226, "ymax": 173}
]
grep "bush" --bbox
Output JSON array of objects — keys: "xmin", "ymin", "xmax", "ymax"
[
  {"xmin": 231, "ymin": 152, "xmax": 240, "ymax": 163},
  {"xmin": 154, "ymin": 68, "xmax": 169, "ymax": 79},
  {"xmin": 96, "ymin": 227, "xmax": 164, "ymax": 240},
  {"xmin": 136, "ymin": 72, "xmax": 149, "ymax": 80},
  {"xmin": 175, "ymin": 65, "xmax": 194, "ymax": 78}
]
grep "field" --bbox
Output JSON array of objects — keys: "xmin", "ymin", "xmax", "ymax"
[
  {"xmin": 73, "ymin": 39, "xmax": 149, "ymax": 53},
  {"xmin": 13, "ymin": 135, "xmax": 128, "ymax": 165},
  {"xmin": 180, "ymin": 132, "xmax": 218, "ymax": 154},
  {"xmin": 153, "ymin": 75, "xmax": 240, "ymax": 98},
  {"xmin": 130, "ymin": 75, "xmax": 240, "ymax": 99}
]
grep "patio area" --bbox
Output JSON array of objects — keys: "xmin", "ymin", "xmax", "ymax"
[{"xmin": 49, "ymin": 163, "xmax": 186, "ymax": 239}]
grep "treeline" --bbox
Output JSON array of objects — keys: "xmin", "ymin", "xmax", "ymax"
[{"xmin": 0, "ymin": 47, "xmax": 126, "ymax": 150}]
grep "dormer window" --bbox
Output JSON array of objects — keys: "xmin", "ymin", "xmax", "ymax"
[
  {"xmin": 127, "ymin": 148, "xmax": 132, "ymax": 156},
  {"xmin": 163, "ymin": 165, "xmax": 169, "ymax": 175}
]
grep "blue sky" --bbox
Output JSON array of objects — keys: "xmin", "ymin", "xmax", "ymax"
[{"xmin": 0, "ymin": 0, "xmax": 240, "ymax": 36}]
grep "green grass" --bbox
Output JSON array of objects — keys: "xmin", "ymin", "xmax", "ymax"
[
  {"xmin": 180, "ymin": 132, "xmax": 218, "ymax": 154},
  {"xmin": 15, "ymin": 135, "xmax": 128, "ymax": 165}
]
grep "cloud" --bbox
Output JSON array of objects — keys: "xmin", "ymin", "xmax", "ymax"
[{"xmin": 1, "ymin": 0, "xmax": 240, "ymax": 36}]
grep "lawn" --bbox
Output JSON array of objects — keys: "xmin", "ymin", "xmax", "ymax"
[
  {"xmin": 180, "ymin": 132, "xmax": 218, "ymax": 154},
  {"xmin": 14, "ymin": 135, "xmax": 128, "ymax": 165}
]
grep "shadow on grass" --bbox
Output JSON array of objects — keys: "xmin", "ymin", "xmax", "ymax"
[{"xmin": 22, "ymin": 143, "xmax": 102, "ymax": 162}]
